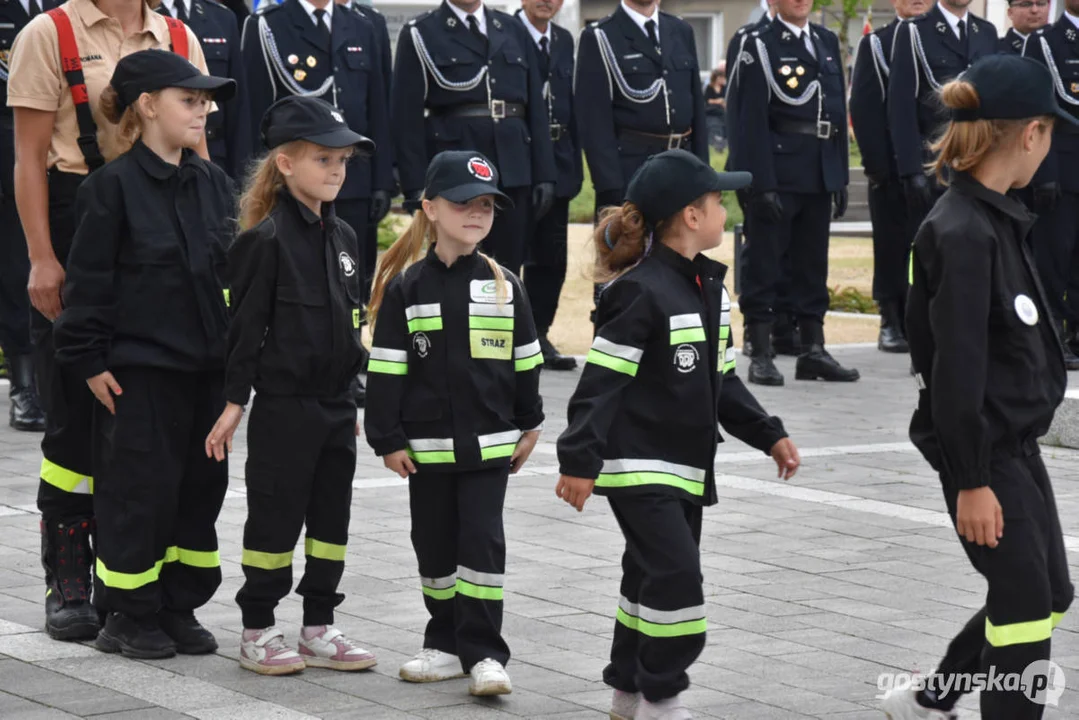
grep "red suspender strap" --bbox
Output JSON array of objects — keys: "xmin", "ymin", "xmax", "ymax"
[
  {"xmin": 164, "ymin": 16, "xmax": 189, "ymax": 59},
  {"xmin": 47, "ymin": 7, "xmax": 105, "ymax": 171}
]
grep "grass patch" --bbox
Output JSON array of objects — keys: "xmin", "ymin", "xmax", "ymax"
[{"xmin": 828, "ymin": 285, "xmax": 878, "ymax": 314}]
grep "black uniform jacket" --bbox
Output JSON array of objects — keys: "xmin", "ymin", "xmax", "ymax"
[
  {"xmin": 724, "ymin": 14, "xmax": 770, "ymax": 173},
  {"xmin": 557, "ymin": 244, "xmax": 787, "ymax": 507},
  {"xmin": 365, "ymin": 248, "xmax": 544, "ymax": 471},
  {"xmin": 391, "ymin": 2, "xmax": 556, "ymax": 194},
  {"xmin": 907, "ymin": 173, "xmax": 1066, "ymax": 489},
  {"xmin": 999, "ymin": 27, "xmax": 1029, "ymax": 54},
  {"xmin": 225, "ymin": 189, "xmax": 364, "ymax": 405},
  {"xmin": 55, "ymin": 142, "xmax": 233, "ymax": 379},
  {"xmin": 1024, "ymin": 19, "xmax": 1079, "ymax": 192},
  {"xmin": 849, "ymin": 18, "xmax": 901, "ymax": 182}
]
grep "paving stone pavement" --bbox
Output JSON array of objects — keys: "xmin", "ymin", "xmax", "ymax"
[{"xmin": 1, "ymin": 345, "xmax": 1078, "ymax": 719}]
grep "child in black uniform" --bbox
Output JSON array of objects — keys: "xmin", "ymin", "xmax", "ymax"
[
  {"xmin": 204, "ymin": 96, "xmax": 376, "ymax": 676},
  {"xmin": 365, "ymin": 151, "xmax": 545, "ymax": 697},
  {"xmin": 884, "ymin": 54, "xmax": 1073, "ymax": 720},
  {"xmin": 53, "ymin": 50, "xmax": 236, "ymax": 659},
  {"xmin": 556, "ymin": 150, "xmax": 800, "ymax": 720}
]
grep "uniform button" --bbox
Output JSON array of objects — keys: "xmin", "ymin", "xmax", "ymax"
[
  {"xmin": 491, "ymin": 78, "xmax": 497, "ymax": 84},
  {"xmin": 671, "ymin": 109, "xmax": 676, "ymax": 114},
  {"xmin": 334, "ymin": 66, "xmax": 340, "ymax": 72},
  {"xmin": 663, "ymin": 69, "xmax": 669, "ymax": 75}
]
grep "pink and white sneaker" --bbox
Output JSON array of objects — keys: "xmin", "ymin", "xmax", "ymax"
[
  {"xmin": 239, "ymin": 627, "xmax": 306, "ymax": 676},
  {"xmin": 298, "ymin": 625, "xmax": 378, "ymax": 671}
]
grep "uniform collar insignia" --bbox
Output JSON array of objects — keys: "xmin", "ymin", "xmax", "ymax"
[
  {"xmin": 1068, "ymin": 26, "xmax": 1077, "ymax": 41},
  {"xmin": 492, "ymin": 17, "xmax": 501, "ymax": 29},
  {"xmin": 936, "ymin": 20, "xmax": 946, "ymax": 33},
  {"xmin": 781, "ymin": 29, "xmax": 792, "ymax": 41},
  {"xmin": 447, "ymin": 15, "xmax": 457, "ymax": 27},
  {"xmin": 971, "ymin": 21, "xmax": 978, "ymax": 32},
  {"xmin": 1013, "ymin": 38, "xmax": 1022, "ymax": 48}
]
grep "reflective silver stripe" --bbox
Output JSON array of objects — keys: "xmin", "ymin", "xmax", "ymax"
[
  {"xmin": 458, "ymin": 565, "xmax": 504, "ymax": 588},
  {"xmin": 408, "ymin": 437, "xmax": 455, "ymax": 452},
  {"xmin": 620, "ymin": 596, "xmax": 706, "ymax": 624},
  {"xmin": 725, "ymin": 347, "xmax": 736, "ymax": 362},
  {"xmin": 469, "ymin": 302, "xmax": 515, "ymax": 317},
  {"xmin": 370, "ymin": 347, "xmax": 408, "ymax": 362},
  {"xmin": 618, "ymin": 595, "xmax": 639, "ymax": 617},
  {"xmin": 669, "ymin": 313, "xmax": 703, "ymax": 330},
  {"xmin": 721, "ymin": 288, "xmax": 731, "ymax": 311},
  {"xmin": 720, "ymin": 311, "xmax": 731, "ymax": 326},
  {"xmin": 422, "ymin": 573, "xmax": 457, "ymax": 590},
  {"xmin": 405, "ymin": 303, "xmax": 441, "ymax": 320},
  {"xmin": 591, "ymin": 336, "xmax": 644, "ymax": 363},
  {"xmin": 478, "ymin": 430, "xmax": 521, "ymax": 448},
  {"xmin": 601, "ymin": 458, "xmax": 706, "ymax": 483},
  {"xmin": 514, "ymin": 340, "xmax": 541, "ymax": 359}
]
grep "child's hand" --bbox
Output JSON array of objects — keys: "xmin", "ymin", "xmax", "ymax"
[
  {"xmin": 770, "ymin": 438, "xmax": 800, "ymax": 480},
  {"xmin": 87, "ymin": 371, "xmax": 122, "ymax": 415},
  {"xmin": 384, "ymin": 449, "xmax": 416, "ymax": 478},
  {"xmin": 957, "ymin": 486, "xmax": 1004, "ymax": 548},
  {"xmin": 509, "ymin": 430, "xmax": 540, "ymax": 474},
  {"xmin": 555, "ymin": 475, "xmax": 594, "ymax": 512},
  {"xmin": 205, "ymin": 402, "xmax": 245, "ymax": 461}
]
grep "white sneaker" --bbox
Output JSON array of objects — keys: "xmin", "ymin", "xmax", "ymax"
[
  {"xmin": 239, "ymin": 626, "xmax": 306, "ymax": 676},
  {"xmin": 636, "ymin": 694, "xmax": 692, "ymax": 720},
  {"xmin": 398, "ymin": 648, "xmax": 466, "ymax": 683},
  {"xmin": 298, "ymin": 625, "xmax": 377, "ymax": 671},
  {"xmin": 610, "ymin": 689, "xmax": 640, "ymax": 719},
  {"xmin": 469, "ymin": 657, "xmax": 512, "ymax": 696},
  {"xmin": 880, "ymin": 687, "xmax": 958, "ymax": 719}
]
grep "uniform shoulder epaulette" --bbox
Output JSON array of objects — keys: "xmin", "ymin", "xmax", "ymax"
[
  {"xmin": 407, "ymin": 9, "xmax": 436, "ymax": 26},
  {"xmin": 910, "ymin": 10, "xmax": 934, "ymax": 24},
  {"xmin": 255, "ymin": 2, "xmax": 282, "ymax": 16},
  {"xmin": 361, "ymin": 3, "xmax": 382, "ymax": 15},
  {"xmin": 201, "ymin": 0, "xmax": 231, "ymax": 16},
  {"xmin": 595, "ymin": 13, "xmax": 615, "ymax": 27},
  {"xmin": 971, "ymin": 15, "xmax": 995, "ymax": 29},
  {"xmin": 751, "ymin": 22, "xmax": 772, "ymax": 37}
]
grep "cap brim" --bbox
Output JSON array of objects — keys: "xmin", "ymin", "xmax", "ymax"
[
  {"xmin": 438, "ymin": 183, "xmax": 514, "ymax": 209},
  {"xmin": 708, "ymin": 170, "xmax": 754, "ymax": 192},
  {"xmin": 305, "ymin": 127, "xmax": 377, "ymax": 154},
  {"xmin": 172, "ymin": 75, "xmax": 237, "ymax": 104}
]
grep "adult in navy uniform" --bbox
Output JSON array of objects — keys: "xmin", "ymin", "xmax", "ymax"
[
  {"xmin": 0, "ymin": 0, "xmax": 49, "ymax": 432},
  {"xmin": 888, "ymin": 0, "xmax": 997, "ymax": 223},
  {"xmin": 1023, "ymin": 0, "xmax": 1079, "ymax": 369},
  {"xmin": 999, "ymin": 0, "xmax": 1048, "ymax": 54},
  {"xmin": 729, "ymin": 0, "xmax": 858, "ymax": 386},
  {"xmin": 849, "ymin": 0, "xmax": 928, "ymax": 355},
  {"xmin": 159, "ymin": 0, "xmax": 251, "ymax": 179},
  {"xmin": 392, "ymin": 0, "xmax": 556, "ymax": 273},
  {"xmin": 515, "ymin": 0, "xmax": 580, "ymax": 370}
]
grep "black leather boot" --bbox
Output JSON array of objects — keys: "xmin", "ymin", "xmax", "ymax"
[
  {"xmin": 95, "ymin": 612, "xmax": 176, "ymax": 659},
  {"xmin": 539, "ymin": 336, "xmax": 577, "ymax": 371},
  {"xmin": 41, "ymin": 518, "xmax": 100, "ymax": 641},
  {"xmin": 878, "ymin": 302, "xmax": 910, "ymax": 354},
  {"xmin": 159, "ymin": 609, "xmax": 218, "ymax": 654},
  {"xmin": 7, "ymin": 354, "xmax": 45, "ymax": 431},
  {"xmin": 795, "ymin": 322, "xmax": 861, "ymax": 382},
  {"xmin": 746, "ymin": 323, "xmax": 784, "ymax": 386},
  {"xmin": 1058, "ymin": 320, "xmax": 1079, "ymax": 371},
  {"xmin": 771, "ymin": 315, "xmax": 802, "ymax": 356}
]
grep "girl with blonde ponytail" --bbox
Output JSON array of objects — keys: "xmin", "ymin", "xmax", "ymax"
[{"xmin": 365, "ymin": 151, "xmax": 545, "ymax": 696}]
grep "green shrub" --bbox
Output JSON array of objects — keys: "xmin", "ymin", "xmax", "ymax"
[{"xmin": 828, "ymin": 285, "xmax": 878, "ymax": 314}]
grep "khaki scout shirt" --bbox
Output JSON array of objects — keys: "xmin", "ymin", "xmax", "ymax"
[{"xmin": 6, "ymin": 0, "xmax": 208, "ymax": 175}]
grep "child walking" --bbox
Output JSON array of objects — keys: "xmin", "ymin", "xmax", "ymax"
[
  {"xmin": 53, "ymin": 50, "xmax": 236, "ymax": 659},
  {"xmin": 555, "ymin": 150, "xmax": 800, "ymax": 720},
  {"xmin": 365, "ymin": 150, "xmax": 545, "ymax": 696},
  {"xmin": 205, "ymin": 96, "xmax": 376, "ymax": 676}
]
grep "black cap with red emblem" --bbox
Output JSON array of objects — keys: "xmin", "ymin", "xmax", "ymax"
[{"xmin": 422, "ymin": 151, "xmax": 513, "ymax": 207}]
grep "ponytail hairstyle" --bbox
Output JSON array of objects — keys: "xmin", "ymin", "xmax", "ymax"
[
  {"xmin": 594, "ymin": 194, "xmax": 714, "ymax": 283},
  {"xmin": 931, "ymin": 77, "xmax": 1054, "ymax": 183},
  {"xmin": 100, "ymin": 86, "xmax": 156, "ymax": 156},
  {"xmin": 238, "ymin": 140, "xmax": 310, "ymax": 230}
]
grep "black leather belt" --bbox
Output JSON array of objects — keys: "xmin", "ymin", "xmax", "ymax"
[
  {"xmin": 618, "ymin": 128, "xmax": 692, "ymax": 152},
  {"xmin": 431, "ymin": 101, "xmax": 526, "ymax": 120},
  {"xmin": 771, "ymin": 118, "xmax": 838, "ymax": 139}
]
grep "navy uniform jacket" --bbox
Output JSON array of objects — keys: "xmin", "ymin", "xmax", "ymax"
[
  {"xmin": 575, "ymin": 7, "xmax": 707, "ymax": 196},
  {"xmin": 350, "ymin": 2, "xmax": 391, "ymax": 103},
  {"xmin": 888, "ymin": 5, "xmax": 997, "ymax": 178},
  {"xmin": 729, "ymin": 18, "xmax": 849, "ymax": 195},
  {"xmin": 1024, "ymin": 19, "xmax": 1079, "ymax": 191},
  {"xmin": 391, "ymin": 2, "xmax": 556, "ymax": 195},
  {"xmin": 724, "ymin": 14, "xmax": 771, "ymax": 171},
  {"xmin": 1000, "ymin": 27, "xmax": 1030, "ymax": 54},
  {"xmin": 241, "ymin": 0, "xmax": 393, "ymax": 201},
  {"xmin": 159, "ymin": 0, "xmax": 252, "ymax": 179},
  {"xmin": 849, "ymin": 18, "xmax": 901, "ymax": 182},
  {"xmin": 515, "ymin": 11, "xmax": 582, "ymax": 200}
]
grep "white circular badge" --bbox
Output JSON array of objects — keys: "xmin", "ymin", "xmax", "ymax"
[{"xmin": 1015, "ymin": 294, "xmax": 1039, "ymax": 326}]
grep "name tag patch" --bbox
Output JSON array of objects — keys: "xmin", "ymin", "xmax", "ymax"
[
  {"xmin": 470, "ymin": 278, "xmax": 513, "ymax": 304},
  {"xmin": 470, "ymin": 330, "xmax": 513, "ymax": 360}
]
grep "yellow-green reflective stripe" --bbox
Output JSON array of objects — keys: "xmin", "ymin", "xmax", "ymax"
[
  {"xmin": 722, "ymin": 360, "xmax": 737, "ymax": 373},
  {"xmin": 596, "ymin": 471, "xmax": 705, "ymax": 496},
  {"xmin": 985, "ymin": 616, "xmax": 1054, "ymax": 647},
  {"xmin": 406, "ymin": 449, "xmax": 456, "ymax": 464},
  {"xmin": 480, "ymin": 444, "xmax": 516, "ymax": 461},
  {"xmin": 586, "ymin": 349, "xmax": 639, "ymax": 376},
  {"xmin": 908, "ymin": 247, "xmax": 914, "ymax": 285},
  {"xmin": 720, "ymin": 325, "xmax": 730, "ymax": 341},
  {"xmin": 670, "ymin": 328, "xmax": 706, "ymax": 344},
  {"xmin": 40, "ymin": 459, "xmax": 93, "ymax": 494},
  {"xmin": 368, "ymin": 359, "xmax": 408, "ymax": 375},
  {"xmin": 423, "ymin": 585, "xmax": 456, "ymax": 600},
  {"xmin": 456, "ymin": 578, "xmax": 503, "ymax": 601},
  {"xmin": 616, "ymin": 607, "xmax": 706, "ymax": 638},
  {"xmin": 469, "ymin": 316, "xmax": 514, "ymax": 331},
  {"xmin": 352, "ymin": 308, "xmax": 360, "ymax": 328},
  {"xmin": 408, "ymin": 317, "xmax": 443, "ymax": 333},
  {"xmin": 305, "ymin": 537, "xmax": 346, "ymax": 561},
  {"xmin": 96, "ymin": 557, "xmax": 162, "ymax": 590},
  {"xmin": 242, "ymin": 548, "xmax": 294, "ymax": 570},
  {"xmin": 1052, "ymin": 611, "xmax": 1066, "ymax": 629},
  {"xmin": 515, "ymin": 354, "xmax": 543, "ymax": 372},
  {"xmin": 163, "ymin": 546, "xmax": 220, "ymax": 569},
  {"xmin": 223, "ymin": 289, "xmax": 231, "ymax": 307}
]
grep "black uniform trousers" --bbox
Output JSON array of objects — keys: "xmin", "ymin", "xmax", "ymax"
[
  {"xmin": 740, "ymin": 192, "xmax": 832, "ymax": 325},
  {"xmin": 605, "ymin": 493, "xmax": 706, "ymax": 703},
  {"xmin": 927, "ymin": 445, "xmax": 1073, "ymax": 719},
  {"xmin": 409, "ymin": 465, "xmax": 511, "ymax": 671},
  {"xmin": 35, "ymin": 171, "xmax": 95, "ymax": 523},
  {"xmin": 482, "ymin": 186, "xmax": 532, "ymax": 274},
  {"xmin": 236, "ymin": 393, "xmax": 356, "ymax": 629},
  {"xmin": 868, "ymin": 180, "xmax": 911, "ymax": 309},
  {"xmin": 0, "ymin": 120, "xmax": 31, "ymax": 357},
  {"xmin": 523, "ymin": 197, "xmax": 570, "ymax": 337},
  {"xmin": 92, "ymin": 367, "xmax": 227, "ymax": 618},
  {"xmin": 1031, "ymin": 191, "xmax": 1079, "ymax": 327}
]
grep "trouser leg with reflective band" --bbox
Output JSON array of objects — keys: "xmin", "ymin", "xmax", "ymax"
[
  {"xmin": 605, "ymin": 493, "xmax": 705, "ymax": 702},
  {"xmin": 93, "ymin": 368, "xmax": 227, "ymax": 617},
  {"xmin": 409, "ymin": 466, "xmax": 510, "ymax": 670},
  {"xmin": 926, "ymin": 451, "xmax": 1073, "ymax": 719},
  {"xmin": 236, "ymin": 394, "xmax": 356, "ymax": 628}
]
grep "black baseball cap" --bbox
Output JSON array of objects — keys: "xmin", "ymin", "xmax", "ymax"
[
  {"xmin": 260, "ymin": 96, "xmax": 375, "ymax": 152},
  {"xmin": 625, "ymin": 149, "xmax": 752, "ymax": 227},
  {"xmin": 952, "ymin": 54, "xmax": 1079, "ymax": 127},
  {"xmin": 423, "ymin": 151, "xmax": 512, "ymax": 207},
  {"xmin": 110, "ymin": 49, "xmax": 235, "ymax": 114}
]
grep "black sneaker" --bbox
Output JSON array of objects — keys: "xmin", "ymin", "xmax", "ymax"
[
  {"xmin": 159, "ymin": 609, "xmax": 218, "ymax": 654},
  {"xmin": 95, "ymin": 612, "xmax": 177, "ymax": 659},
  {"xmin": 539, "ymin": 336, "xmax": 577, "ymax": 371}
]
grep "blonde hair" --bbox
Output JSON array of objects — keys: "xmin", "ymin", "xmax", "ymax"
[
  {"xmin": 238, "ymin": 141, "xmax": 310, "ymax": 230},
  {"xmin": 100, "ymin": 86, "xmax": 214, "ymax": 157},
  {"xmin": 593, "ymin": 194, "xmax": 713, "ymax": 283},
  {"xmin": 930, "ymin": 78, "xmax": 1054, "ymax": 183},
  {"xmin": 367, "ymin": 198, "xmax": 507, "ymax": 329}
]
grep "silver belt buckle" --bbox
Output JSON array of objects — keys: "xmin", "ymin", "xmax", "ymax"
[
  {"xmin": 667, "ymin": 133, "xmax": 682, "ymax": 150},
  {"xmin": 491, "ymin": 99, "xmax": 506, "ymax": 120},
  {"xmin": 816, "ymin": 120, "xmax": 833, "ymax": 139},
  {"xmin": 550, "ymin": 123, "xmax": 562, "ymax": 141}
]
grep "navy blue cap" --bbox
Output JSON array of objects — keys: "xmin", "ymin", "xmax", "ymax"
[
  {"xmin": 626, "ymin": 149, "xmax": 752, "ymax": 227},
  {"xmin": 261, "ymin": 96, "xmax": 375, "ymax": 152},
  {"xmin": 423, "ymin": 151, "xmax": 512, "ymax": 206},
  {"xmin": 952, "ymin": 54, "xmax": 1079, "ymax": 127}
]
